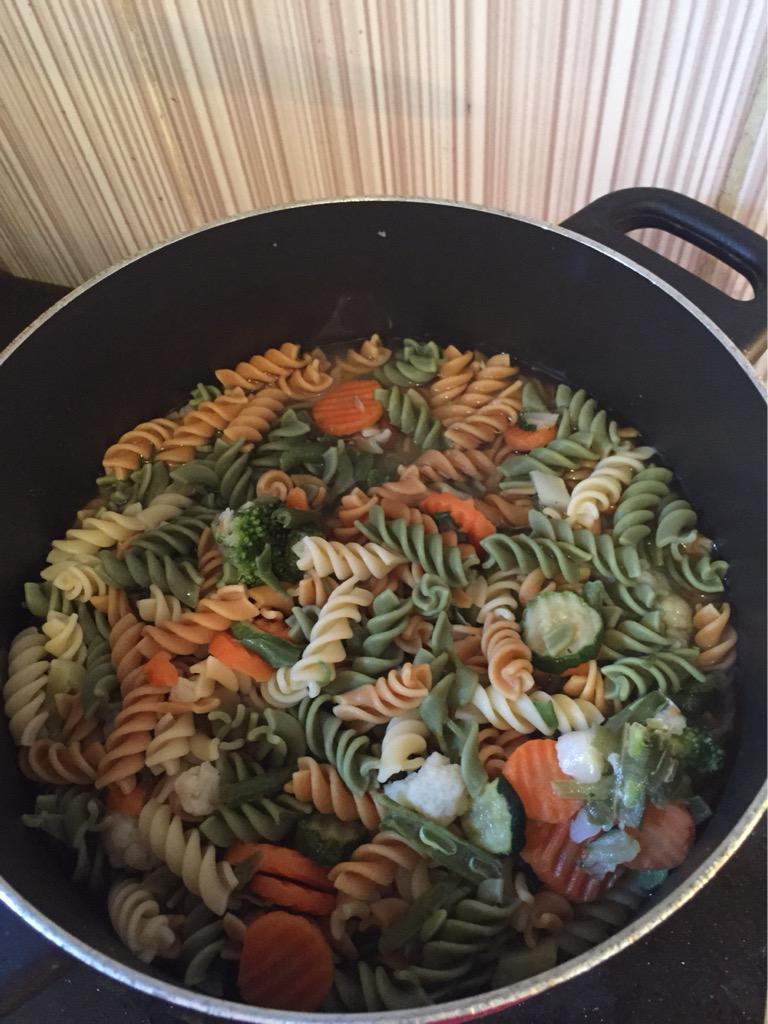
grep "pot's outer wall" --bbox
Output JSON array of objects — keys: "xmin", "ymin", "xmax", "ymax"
[{"xmin": 0, "ymin": 201, "xmax": 765, "ymax": 991}]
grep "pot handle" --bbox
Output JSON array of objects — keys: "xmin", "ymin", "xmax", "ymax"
[{"xmin": 562, "ymin": 187, "xmax": 767, "ymax": 355}]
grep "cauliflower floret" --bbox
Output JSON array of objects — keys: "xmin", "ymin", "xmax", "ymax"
[
  {"xmin": 384, "ymin": 752, "xmax": 469, "ymax": 826},
  {"xmin": 173, "ymin": 761, "xmax": 220, "ymax": 817},
  {"xmin": 556, "ymin": 729, "xmax": 605, "ymax": 784},
  {"xmin": 103, "ymin": 813, "xmax": 158, "ymax": 871},
  {"xmin": 659, "ymin": 595, "xmax": 693, "ymax": 646}
]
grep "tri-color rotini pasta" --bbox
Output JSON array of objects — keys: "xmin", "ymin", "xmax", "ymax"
[{"xmin": 3, "ymin": 335, "xmax": 735, "ymax": 1011}]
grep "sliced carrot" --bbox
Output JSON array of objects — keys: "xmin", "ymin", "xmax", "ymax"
[
  {"xmin": 312, "ymin": 378, "xmax": 383, "ymax": 436},
  {"xmin": 522, "ymin": 820, "xmax": 619, "ymax": 903},
  {"xmin": 252, "ymin": 843, "xmax": 333, "ymax": 891},
  {"xmin": 106, "ymin": 782, "xmax": 147, "ymax": 817},
  {"xmin": 503, "ymin": 738, "xmax": 583, "ymax": 824},
  {"xmin": 627, "ymin": 802, "xmax": 695, "ymax": 870},
  {"xmin": 504, "ymin": 423, "xmax": 558, "ymax": 451},
  {"xmin": 419, "ymin": 492, "xmax": 496, "ymax": 545},
  {"xmin": 285, "ymin": 487, "xmax": 309, "ymax": 511},
  {"xmin": 208, "ymin": 631, "xmax": 273, "ymax": 682},
  {"xmin": 226, "ymin": 841, "xmax": 332, "ymax": 891},
  {"xmin": 144, "ymin": 651, "xmax": 178, "ymax": 688},
  {"xmin": 251, "ymin": 875, "xmax": 336, "ymax": 916},
  {"xmin": 238, "ymin": 911, "xmax": 333, "ymax": 1010},
  {"xmin": 563, "ymin": 662, "xmax": 591, "ymax": 677}
]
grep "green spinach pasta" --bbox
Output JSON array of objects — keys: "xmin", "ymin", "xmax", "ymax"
[{"xmin": 3, "ymin": 335, "xmax": 735, "ymax": 1012}]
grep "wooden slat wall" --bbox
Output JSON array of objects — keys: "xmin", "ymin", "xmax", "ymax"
[{"xmin": 0, "ymin": 0, "xmax": 764, "ymax": 296}]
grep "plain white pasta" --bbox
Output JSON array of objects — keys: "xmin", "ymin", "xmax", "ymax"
[
  {"xmin": 145, "ymin": 712, "xmax": 196, "ymax": 776},
  {"xmin": 566, "ymin": 447, "xmax": 655, "ymax": 528},
  {"xmin": 137, "ymin": 799, "xmax": 237, "ymax": 915},
  {"xmin": 3, "ymin": 627, "xmax": 50, "ymax": 745},
  {"xmin": 475, "ymin": 570, "xmax": 520, "ymax": 623},
  {"xmin": 40, "ymin": 557, "xmax": 108, "ymax": 602},
  {"xmin": 182, "ymin": 655, "xmax": 253, "ymax": 701},
  {"xmin": 42, "ymin": 610, "xmax": 86, "ymax": 662},
  {"xmin": 265, "ymin": 578, "xmax": 372, "ymax": 705},
  {"xmin": 459, "ymin": 686, "xmax": 604, "ymax": 735},
  {"xmin": 377, "ymin": 713, "xmax": 430, "ymax": 783},
  {"xmin": 137, "ymin": 584, "xmax": 184, "ymax": 626},
  {"xmin": 49, "ymin": 495, "xmax": 192, "ymax": 561},
  {"xmin": 292, "ymin": 536, "xmax": 408, "ymax": 581},
  {"xmin": 108, "ymin": 879, "xmax": 179, "ymax": 963}
]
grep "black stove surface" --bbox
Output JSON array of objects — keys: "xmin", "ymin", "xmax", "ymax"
[{"xmin": 0, "ymin": 273, "xmax": 765, "ymax": 1024}]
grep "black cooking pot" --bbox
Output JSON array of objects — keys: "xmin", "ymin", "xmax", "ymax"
[{"xmin": 0, "ymin": 189, "xmax": 765, "ymax": 1022}]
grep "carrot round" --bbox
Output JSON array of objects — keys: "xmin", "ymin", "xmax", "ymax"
[
  {"xmin": 627, "ymin": 802, "xmax": 695, "ymax": 870},
  {"xmin": 312, "ymin": 379, "xmax": 383, "ymax": 436},
  {"xmin": 503, "ymin": 738, "xmax": 583, "ymax": 823},
  {"xmin": 522, "ymin": 820, "xmax": 618, "ymax": 903},
  {"xmin": 419, "ymin": 492, "xmax": 496, "ymax": 544},
  {"xmin": 144, "ymin": 651, "xmax": 178, "ymax": 688},
  {"xmin": 504, "ymin": 423, "xmax": 558, "ymax": 451},
  {"xmin": 227, "ymin": 842, "xmax": 332, "ymax": 890},
  {"xmin": 208, "ymin": 632, "xmax": 273, "ymax": 682},
  {"xmin": 238, "ymin": 911, "xmax": 333, "ymax": 1010},
  {"xmin": 106, "ymin": 782, "xmax": 147, "ymax": 817},
  {"xmin": 250, "ymin": 875, "xmax": 336, "ymax": 916}
]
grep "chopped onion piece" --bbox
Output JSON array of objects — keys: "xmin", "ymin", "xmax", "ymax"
[
  {"xmin": 570, "ymin": 807, "xmax": 603, "ymax": 844},
  {"xmin": 524, "ymin": 411, "xmax": 559, "ymax": 429},
  {"xmin": 531, "ymin": 471, "xmax": 570, "ymax": 513}
]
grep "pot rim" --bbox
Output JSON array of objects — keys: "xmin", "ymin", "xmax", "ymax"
[{"xmin": 0, "ymin": 195, "xmax": 765, "ymax": 1022}]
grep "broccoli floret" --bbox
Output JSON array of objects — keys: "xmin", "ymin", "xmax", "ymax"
[
  {"xmin": 669, "ymin": 726, "xmax": 725, "ymax": 778},
  {"xmin": 213, "ymin": 498, "xmax": 319, "ymax": 588}
]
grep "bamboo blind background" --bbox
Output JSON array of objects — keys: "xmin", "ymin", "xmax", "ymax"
[{"xmin": 0, "ymin": 0, "xmax": 765, "ymax": 297}]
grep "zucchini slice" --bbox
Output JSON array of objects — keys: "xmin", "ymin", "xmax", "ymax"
[
  {"xmin": 522, "ymin": 591, "xmax": 603, "ymax": 673},
  {"xmin": 460, "ymin": 777, "xmax": 525, "ymax": 855},
  {"xmin": 294, "ymin": 814, "xmax": 368, "ymax": 866}
]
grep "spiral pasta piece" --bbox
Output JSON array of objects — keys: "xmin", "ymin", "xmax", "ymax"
[
  {"xmin": 441, "ymin": 353, "xmax": 519, "ymax": 425},
  {"xmin": 566, "ymin": 448, "xmax": 655, "ymax": 528},
  {"xmin": 146, "ymin": 712, "xmax": 198, "ymax": 775},
  {"xmin": 328, "ymin": 831, "xmax": 423, "ymax": 901},
  {"xmin": 474, "ymin": 492, "xmax": 534, "ymax": 529},
  {"xmin": 693, "ymin": 602, "xmax": 737, "ymax": 670},
  {"xmin": 561, "ymin": 660, "xmax": 614, "ymax": 716},
  {"xmin": 333, "ymin": 489, "xmax": 379, "ymax": 542},
  {"xmin": 371, "ymin": 465, "xmax": 430, "ymax": 510},
  {"xmin": 221, "ymin": 388, "xmax": 287, "ymax": 445},
  {"xmin": 156, "ymin": 389, "xmax": 249, "ymax": 465},
  {"xmin": 461, "ymin": 686, "xmax": 603, "ymax": 736},
  {"xmin": 375, "ymin": 387, "xmax": 446, "ymax": 450},
  {"xmin": 108, "ymin": 879, "xmax": 180, "ymax": 962},
  {"xmin": 21, "ymin": 735, "xmax": 104, "ymax": 786},
  {"xmin": 41, "ymin": 610, "xmax": 85, "ymax": 662},
  {"xmin": 268, "ymin": 579, "xmax": 372, "ymax": 704},
  {"xmin": 428, "ymin": 344, "xmax": 477, "ymax": 420},
  {"xmin": 293, "ymin": 536, "xmax": 408, "ymax": 581},
  {"xmin": 518, "ymin": 567, "xmax": 556, "ymax": 605},
  {"xmin": 333, "ymin": 663, "xmax": 432, "ymax": 728},
  {"xmin": 481, "ymin": 614, "xmax": 535, "ymax": 700},
  {"xmin": 556, "ymin": 876, "xmax": 644, "ymax": 957},
  {"xmin": 445, "ymin": 393, "xmax": 521, "ymax": 450},
  {"xmin": 137, "ymin": 799, "xmax": 237, "ymax": 915},
  {"xmin": 335, "ymin": 334, "xmax": 392, "ymax": 377},
  {"xmin": 137, "ymin": 585, "xmax": 183, "ymax": 627},
  {"xmin": 287, "ymin": 756, "xmax": 381, "ymax": 830},
  {"xmin": 142, "ymin": 585, "xmax": 263, "ymax": 656},
  {"xmin": 511, "ymin": 872, "xmax": 573, "ymax": 948},
  {"xmin": 474, "ymin": 570, "xmax": 519, "ymax": 622},
  {"xmin": 278, "ymin": 357, "xmax": 333, "ymax": 398},
  {"xmin": 215, "ymin": 343, "xmax": 309, "ymax": 391},
  {"xmin": 3, "ymin": 628, "xmax": 50, "ymax": 745},
  {"xmin": 477, "ymin": 725, "xmax": 527, "ymax": 778},
  {"xmin": 102, "ymin": 418, "xmax": 178, "ymax": 479},
  {"xmin": 111, "ymin": 609, "xmax": 147, "ymax": 696},
  {"xmin": 96, "ymin": 685, "xmax": 166, "ymax": 792},
  {"xmin": 377, "ymin": 713, "xmax": 429, "ymax": 783},
  {"xmin": 40, "ymin": 557, "xmax": 108, "ymax": 602},
  {"xmin": 414, "ymin": 447, "xmax": 500, "ymax": 489}
]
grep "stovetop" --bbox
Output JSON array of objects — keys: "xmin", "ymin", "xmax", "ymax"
[{"xmin": 0, "ymin": 272, "xmax": 765, "ymax": 1024}]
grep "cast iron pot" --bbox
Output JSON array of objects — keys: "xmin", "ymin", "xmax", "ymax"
[{"xmin": 0, "ymin": 189, "xmax": 765, "ymax": 1022}]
